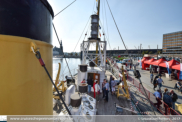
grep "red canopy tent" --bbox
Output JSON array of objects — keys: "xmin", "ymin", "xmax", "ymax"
[
  {"xmin": 143, "ymin": 58, "xmax": 156, "ymax": 70},
  {"xmin": 171, "ymin": 63, "xmax": 181, "ymax": 80},
  {"xmin": 140, "ymin": 57, "xmax": 150, "ymax": 70},
  {"xmin": 159, "ymin": 59, "xmax": 180, "ymax": 68},
  {"xmin": 141, "ymin": 57, "xmax": 150, "ymax": 62},
  {"xmin": 149, "ymin": 58, "xmax": 167, "ymax": 73},
  {"xmin": 150, "ymin": 58, "xmax": 167, "ymax": 66},
  {"xmin": 144, "ymin": 58, "xmax": 156, "ymax": 64},
  {"xmin": 171, "ymin": 64, "xmax": 180, "ymax": 70}
]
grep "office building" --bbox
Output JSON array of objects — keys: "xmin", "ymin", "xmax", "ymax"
[{"xmin": 163, "ymin": 31, "xmax": 182, "ymax": 54}]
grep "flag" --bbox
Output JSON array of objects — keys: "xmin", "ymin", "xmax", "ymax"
[
  {"xmin": 140, "ymin": 58, "xmax": 142, "ymax": 68},
  {"xmin": 179, "ymin": 63, "xmax": 182, "ymax": 80},
  {"xmin": 165, "ymin": 62, "xmax": 171, "ymax": 75}
]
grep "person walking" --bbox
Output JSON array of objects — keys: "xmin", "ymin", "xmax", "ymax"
[
  {"xmin": 163, "ymin": 92, "xmax": 172, "ymax": 115},
  {"xmin": 150, "ymin": 65, "xmax": 152, "ymax": 73},
  {"xmin": 95, "ymin": 81, "xmax": 101, "ymax": 102},
  {"xmin": 104, "ymin": 80, "xmax": 109, "ymax": 102},
  {"xmin": 111, "ymin": 78, "xmax": 116, "ymax": 95},
  {"xmin": 150, "ymin": 72, "xmax": 154, "ymax": 84},
  {"xmin": 170, "ymin": 90, "xmax": 178, "ymax": 110},
  {"xmin": 157, "ymin": 76, "xmax": 164, "ymax": 90},
  {"xmin": 133, "ymin": 64, "xmax": 136, "ymax": 70},
  {"xmin": 153, "ymin": 77, "xmax": 158, "ymax": 90},
  {"xmin": 153, "ymin": 90, "xmax": 162, "ymax": 110},
  {"xmin": 87, "ymin": 77, "xmax": 93, "ymax": 94}
]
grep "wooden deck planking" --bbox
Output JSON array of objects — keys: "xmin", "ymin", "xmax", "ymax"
[{"xmin": 53, "ymin": 70, "xmax": 136, "ymax": 115}]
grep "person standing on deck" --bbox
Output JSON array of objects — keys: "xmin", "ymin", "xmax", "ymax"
[
  {"xmin": 109, "ymin": 75, "xmax": 112, "ymax": 93},
  {"xmin": 157, "ymin": 76, "xmax": 164, "ymax": 90},
  {"xmin": 102, "ymin": 79, "xmax": 106, "ymax": 98},
  {"xmin": 81, "ymin": 79, "xmax": 86, "ymax": 83},
  {"xmin": 111, "ymin": 78, "xmax": 116, "ymax": 95},
  {"xmin": 93, "ymin": 80, "xmax": 96, "ymax": 98},
  {"xmin": 87, "ymin": 76, "xmax": 93, "ymax": 94},
  {"xmin": 150, "ymin": 72, "xmax": 154, "ymax": 84},
  {"xmin": 153, "ymin": 90, "xmax": 162, "ymax": 110},
  {"xmin": 104, "ymin": 80, "xmax": 109, "ymax": 102},
  {"xmin": 170, "ymin": 90, "xmax": 178, "ymax": 110},
  {"xmin": 94, "ymin": 81, "xmax": 101, "ymax": 102}
]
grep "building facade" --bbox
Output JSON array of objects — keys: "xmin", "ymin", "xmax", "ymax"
[
  {"xmin": 53, "ymin": 41, "xmax": 64, "ymax": 56},
  {"xmin": 80, "ymin": 49, "xmax": 162, "ymax": 59},
  {"xmin": 163, "ymin": 31, "xmax": 182, "ymax": 54}
]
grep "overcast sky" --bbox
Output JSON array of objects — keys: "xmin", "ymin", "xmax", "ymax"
[{"xmin": 48, "ymin": 0, "xmax": 182, "ymax": 52}]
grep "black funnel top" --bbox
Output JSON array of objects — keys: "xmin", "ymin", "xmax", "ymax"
[{"xmin": 0, "ymin": 0, "xmax": 54, "ymax": 44}]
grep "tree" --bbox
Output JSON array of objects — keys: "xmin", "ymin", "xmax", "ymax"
[
  {"xmin": 145, "ymin": 51, "xmax": 149, "ymax": 54},
  {"xmin": 149, "ymin": 51, "xmax": 153, "ymax": 54},
  {"xmin": 142, "ymin": 51, "xmax": 145, "ymax": 56},
  {"xmin": 75, "ymin": 53, "xmax": 78, "ymax": 56},
  {"xmin": 157, "ymin": 51, "xmax": 162, "ymax": 54}
]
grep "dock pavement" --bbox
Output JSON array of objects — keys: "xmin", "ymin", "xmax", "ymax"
[{"xmin": 130, "ymin": 60, "xmax": 182, "ymax": 105}]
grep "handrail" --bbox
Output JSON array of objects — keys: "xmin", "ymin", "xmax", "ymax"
[
  {"xmin": 108, "ymin": 57, "xmax": 180, "ymax": 115},
  {"xmin": 127, "ymin": 75, "xmax": 180, "ymax": 115}
]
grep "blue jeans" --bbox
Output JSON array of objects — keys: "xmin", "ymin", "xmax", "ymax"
[
  {"xmin": 172, "ymin": 102, "xmax": 175, "ymax": 109},
  {"xmin": 105, "ymin": 90, "xmax": 108, "ymax": 101},
  {"xmin": 102, "ymin": 87, "xmax": 106, "ymax": 98},
  {"xmin": 158, "ymin": 83, "xmax": 162, "ymax": 89},
  {"xmin": 88, "ymin": 85, "xmax": 91, "ymax": 93}
]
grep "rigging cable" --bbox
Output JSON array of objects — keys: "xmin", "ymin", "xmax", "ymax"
[
  {"xmin": 61, "ymin": 17, "xmax": 91, "ymax": 76},
  {"xmin": 106, "ymin": 0, "xmax": 128, "ymax": 54},
  {"xmin": 52, "ymin": 23, "xmax": 75, "ymax": 89},
  {"xmin": 103, "ymin": 0, "xmax": 112, "ymax": 50},
  {"xmin": 99, "ymin": 19, "xmax": 111, "ymax": 50},
  {"xmin": 97, "ymin": 1, "xmax": 111, "ymax": 50},
  {"xmin": 61, "ymin": 0, "xmax": 96, "ymax": 75},
  {"xmin": 101, "ymin": 1, "xmax": 105, "ymax": 34},
  {"xmin": 54, "ymin": 0, "xmax": 77, "ymax": 17}
]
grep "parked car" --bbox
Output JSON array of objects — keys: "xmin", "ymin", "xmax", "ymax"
[{"xmin": 120, "ymin": 59, "xmax": 132, "ymax": 65}]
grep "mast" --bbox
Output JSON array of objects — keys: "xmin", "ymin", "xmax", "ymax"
[{"xmin": 96, "ymin": 0, "xmax": 100, "ymax": 65}]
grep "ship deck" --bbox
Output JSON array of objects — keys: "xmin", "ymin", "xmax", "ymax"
[
  {"xmin": 88, "ymin": 70, "xmax": 135, "ymax": 115},
  {"xmin": 53, "ymin": 70, "xmax": 137, "ymax": 116},
  {"xmin": 72, "ymin": 70, "xmax": 136, "ymax": 115}
]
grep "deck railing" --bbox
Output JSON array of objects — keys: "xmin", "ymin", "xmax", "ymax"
[
  {"xmin": 107, "ymin": 57, "xmax": 180, "ymax": 115},
  {"xmin": 127, "ymin": 75, "xmax": 180, "ymax": 115}
]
